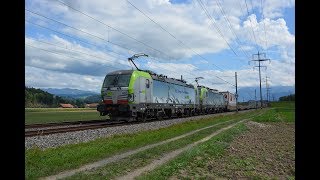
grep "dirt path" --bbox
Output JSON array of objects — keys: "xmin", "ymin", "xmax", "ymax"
[
  {"xmin": 43, "ymin": 115, "xmax": 253, "ymax": 180},
  {"xmin": 172, "ymin": 121, "xmax": 295, "ymax": 179},
  {"xmin": 116, "ymin": 119, "xmax": 249, "ymax": 180}
]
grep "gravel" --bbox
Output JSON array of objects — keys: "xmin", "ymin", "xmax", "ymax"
[{"xmin": 25, "ymin": 110, "xmax": 254, "ymax": 150}]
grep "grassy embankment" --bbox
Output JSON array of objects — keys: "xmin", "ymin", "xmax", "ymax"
[
  {"xmin": 138, "ymin": 101, "xmax": 295, "ymax": 180},
  {"xmin": 26, "ymin": 109, "xmax": 263, "ymax": 179}
]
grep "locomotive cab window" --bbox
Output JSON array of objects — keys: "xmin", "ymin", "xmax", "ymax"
[
  {"xmin": 103, "ymin": 74, "xmax": 131, "ymax": 87},
  {"xmin": 146, "ymin": 79, "xmax": 150, "ymax": 88}
]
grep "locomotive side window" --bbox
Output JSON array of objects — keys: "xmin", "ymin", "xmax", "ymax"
[{"xmin": 146, "ymin": 79, "xmax": 150, "ymax": 88}]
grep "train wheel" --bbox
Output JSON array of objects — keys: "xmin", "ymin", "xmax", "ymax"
[
  {"xmin": 137, "ymin": 112, "xmax": 147, "ymax": 122},
  {"xmin": 156, "ymin": 111, "xmax": 164, "ymax": 120}
]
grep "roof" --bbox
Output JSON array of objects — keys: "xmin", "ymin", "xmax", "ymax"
[
  {"xmin": 85, "ymin": 103, "xmax": 99, "ymax": 108},
  {"xmin": 59, "ymin": 103, "xmax": 74, "ymax": 108},
  {"xmin": 107, "ymin": 70, "xmax": 134, "ymax": 75}
]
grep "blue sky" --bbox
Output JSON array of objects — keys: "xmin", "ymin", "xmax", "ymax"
[{"xmin": 25, "ymin": 0, "xmax": 295, "ymax": 94}]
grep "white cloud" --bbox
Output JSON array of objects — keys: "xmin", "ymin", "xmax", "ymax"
[
  {"xmin": 260, "ymin": 0, "xmax": 295, "ymax": 19},
  {"xmin": 25, "ymin": 36, "xmax": 131, "ymax": 76},
  {"xmin": 25, "ymin": 66, "xmax": 104, "ymax": 92},
  {"xmin": 25, "ymin": 0, "xmax": 295, "ymax": 92}
]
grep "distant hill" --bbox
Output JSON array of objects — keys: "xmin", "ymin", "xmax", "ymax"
[
  {"xmin": 26, "ymin": 87, "xmax": 101, "ymax": 108},
  {"xmin": 42, "ymin": 88, "xmax": 99, "ymax": 99},
  {"xmin": 25, "ymin": 86, "xmax": 64, "ymax": 108},
  {"xmin": 237, "ymin": 85, "xmax": 295, "ymax": 102}
]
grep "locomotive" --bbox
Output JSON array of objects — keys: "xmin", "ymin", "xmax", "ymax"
[{"xmin": 97, "ymin": 69, "xmax": 237, "ymax": 121}]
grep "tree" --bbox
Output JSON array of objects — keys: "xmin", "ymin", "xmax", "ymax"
[{"xmin": 279, "ymin": 94, "xmax": 295, "ymax": 101}]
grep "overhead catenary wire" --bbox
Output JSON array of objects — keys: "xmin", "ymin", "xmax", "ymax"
[
  {"xmin": 244, "ymin": 0, "xmax": 260, "ymax": 52},
  {"xmin": 56, "ymin": 0, "xmax": 238, "ymax": 86},
  {"xmin": 55, "ymin": 0, "xmax": 177, "ymax": 60},
  {"xmin": 28, "ymin": 38, "xmax": 131, "ymax": 68},
  {"xmin": 196, "ymin": 0, "xmax": 238, "ymax": 57},
  {"xmin": 125, "ymin": 0, "xmax": 226, "ymax": 71},
  {"xmin": 214, "ymin": 0, "xmax": 251, "ymax": 59},
  {"xmin": 26, "ymin": 9, "xmax": 137, "ymax": 57},
  {"xmin": 25, "ymin": 43, "xmax": 126, "ymax": 72},
  {"xmin": 26, "ymin": 3, "xmax": 237, "ymax": 89},
  {"xmin": 260, "ymin": 0, "xmax": 268, "ymax": 51},
  {"xmin": 25, "ymin": 17, "xmax": 200, "ymax": 83}
]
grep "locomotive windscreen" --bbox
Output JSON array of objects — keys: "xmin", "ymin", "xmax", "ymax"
[{"xmin": 103, "ymin": 74, "xmax": 131, "ymax": 87}]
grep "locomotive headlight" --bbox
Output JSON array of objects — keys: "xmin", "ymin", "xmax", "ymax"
[{"xmin": 128, "ymin": 93, "xmax": 134, "ymax": 102}]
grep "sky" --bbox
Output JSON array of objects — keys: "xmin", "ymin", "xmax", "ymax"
[{"xmin": 25, "ymin": 0, "xmax": 295, "ymax": 95}]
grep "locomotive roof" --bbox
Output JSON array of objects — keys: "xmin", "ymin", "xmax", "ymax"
[
  {"xmin": 107, "ymin": 70, "xmax": 134, "ymax": 75},
  {"xmin": 106, "ymin": 69, "xmax": 194, "ymax": 88},
  {"xmin": 151, "ymin": 74, "xmax": 193, "ymax": 88}
]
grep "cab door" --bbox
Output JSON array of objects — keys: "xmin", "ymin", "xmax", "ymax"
[
  {"xmin": 138, "ymin": 77, "xmax": 146, "ymax": 103},
  {"xmin": 145, "ymin": 78, "xmax": 152, "ymax": 103}
]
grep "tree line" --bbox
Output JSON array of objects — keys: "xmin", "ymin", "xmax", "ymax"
[
  {"xmin": 279, "ymin": 94, "xmax": 295, "ymax": 101},
  {"xmin": 25, "ymin": 86, "xmax": 101, "ymax": 108}
]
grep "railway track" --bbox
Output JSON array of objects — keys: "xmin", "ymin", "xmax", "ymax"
[
  {"xmin": 25, "ymin": 119, "xmax": 109, "ymax": 129},
  {"xmin": 25, "ymin": 109, "xmax": 256, "ymax": 137},
  {"xmin": 25, "ymin": 121, "xmax": 132, "ymax": 137}
]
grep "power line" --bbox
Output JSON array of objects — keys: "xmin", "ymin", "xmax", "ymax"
[
  {"xmin": 25, "ymin": 19, "xmax": 204, "ymax": 85},
  {"xmin": 244, "ymin": 0, "xmax": 259, "ymax": 51},
  {"xmin": 260, "ymin": 0, "xmax": 268, "ymax": 51},
  {"xmin": 196, "ymin": 0, "xmax": 238, "ymax": 57},
  {"xmin": 28, "ymin": 38, "xmax": 131, "ymax": 67},
  {"xmin": 53, "ymin": 1, "xmax": 236, "ymax": 87},
  {"xmin": 26, "ymin": 9, "xmax": 137, "ymax": 56},
  {"xmin": 27, "ymin": 3, "xmax": 236, "ymax": 89},
  {"xmin": 249, "ymin": 51, "xmax": 270, "ymax": 108},
  {"xmin": 215, "ymin": 0, "xmax": 251, "ymax": 59},
  {"xmin": 55, "ymin": 0, "xmax": 175, "ymax": 60},
  {"xmin": 125, "ymin": 0, "xmax": 226, "ymax": 72},
  {"xmin": 25, "ymin": 43, "xmax": 126, "ymax": 72}
]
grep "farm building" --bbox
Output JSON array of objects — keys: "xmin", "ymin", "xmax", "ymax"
[
  {"xmin": 59, "ymin": 103, "xmax": 74, "ymax": 108},
  {"xmin": 85, "ymin": 103, "xmax": 99, "ymax": 108}
]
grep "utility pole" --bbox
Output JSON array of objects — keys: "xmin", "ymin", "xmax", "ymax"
[
  {"xmin": 235, "ymin": 72, "xmax": 238, "ymax": 112},
  {"xmin": 249, "ymin": 51, "xmax": 270, "ymax": 109},
  {"xmin": 265, "ymin": 76, "xmax": 271, "ymax": 102},
  {"xmin": 255, "ymin": 89, "xmax": 257, "ymax": 109}
]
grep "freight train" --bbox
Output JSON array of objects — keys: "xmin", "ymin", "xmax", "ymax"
[{"xmin": 97, "ymin": 69, "xmax": 255, "ymax": 121}]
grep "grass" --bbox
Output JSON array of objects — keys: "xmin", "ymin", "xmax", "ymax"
[
  {"xmin": 25, "ymin": 110, "xmax": 103, "ymax": 124},
  {"xmin": 137, "ymin": 123, "xmax": 248, "ymax": 180},
  {"xmin": 65, "ymin": 118, "xmax": 243, "ymax": 179},
  {"xmin": 25, "ymin": 110, "xmax": 262, "ymax": 179},
  {"xmin": 25, "ymin": 108, "xmax": 96, "ymax": 112},
  {"xmin": 138, "ymin": 101, "xmax": 295, "ymax": 180},
  {"xmin": 253, "ymin": 101, "xmax": 295, "ymax": 122}
]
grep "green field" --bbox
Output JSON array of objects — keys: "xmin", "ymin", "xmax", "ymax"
[
  {"xmin": 253, "ymin": 101, "xmax": 295, "ymax": 122},
  {"xmin": 25, "ymin": 102, "xmax": 295, "ymax": 179},
  {"xmin": 25, "ymin": 108, "xmax": 105, "ymax": 124},
  {"xmin": 26, "ymin": 110, "xmax": 263, "ymax": 179},
  {"xmin": 140, "ymin": 101, "xmax": 295, "ymax": 179}
]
